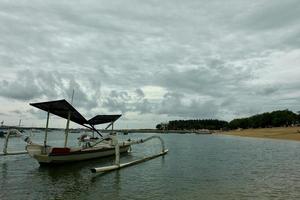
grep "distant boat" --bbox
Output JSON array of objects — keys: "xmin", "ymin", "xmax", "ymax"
[
  {"xmin": 0, "ymin": 130, "xmax": 5, "ymax": 137},
  {"xmin": 70, "ymin": 129, "xmax": 80, "ymax": 133},
  {"xmin": 31, "ymin": 128, "xmax": 39, "ymax": 133},
  {"xmin": 0, "ymin": 121, "xmax": 5, "ymax": 137},
  {"xmin": 11, "ymin": 129, "xmax": 23, "ymax": 137},
  {"xmin": 123, "ymin": 131, "xmax": 129, "ymax": 135},
  {"xmin": 69, "ymin": 129, "xmax": 81, "ymax": 133},
  {"xmin": 0, "ymin": 129, "xmax": 23, "ymax": 137},
  {"xmin": 195, "ymin": 129, "xmax": 212, "ymax": 134}
]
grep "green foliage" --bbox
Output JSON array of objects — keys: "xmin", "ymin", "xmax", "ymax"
[
  {"xmin": 228, "ymin": 110, "xmax": 299, "ymax": 129},
  {"xmin": 155, "ymin": 110, "xmax": 300, "ymax": 130},
  {"xmin": 156, "ymin": 124, "xmax": 162, "ymax": 130},
  {"xmin": 156, "ymin": 119, "xmax": 229, "ymax": 130},
  {"xmin": 156, "ymin": 123, "xmax": 168, "ymax": 130}
]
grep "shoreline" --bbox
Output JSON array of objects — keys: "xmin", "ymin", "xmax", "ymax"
[
  {"xmin": 219, "ymin": 127, "xmax": 300, "ymax": 141},
  {"xmin": 3, "ymin": 126, "xmax": 300, "ymax": 142}
]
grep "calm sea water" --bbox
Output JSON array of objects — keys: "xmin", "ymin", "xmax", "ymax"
[{"xmin": 1, "ymin": 131, "xmax": 300, "ymax": 200}]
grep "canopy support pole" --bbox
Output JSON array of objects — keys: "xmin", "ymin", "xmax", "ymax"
[
  {"xmin": 105, "ymin": 122, "xmax": 112, "ymax": 130},
  {"xmin": 83, "ymin": 124, "xmax": 103, "ymax": 137},
  {"xmin": 44, "ymin": 111, "xmax": 50, "ymax": 147},
  {"xmin": 64, "ymin": 111, "xmax": 71, "ymax": 147},
  {"xmin": 91, "ymin": 125, "xmax": 102, "ymax": 137}
]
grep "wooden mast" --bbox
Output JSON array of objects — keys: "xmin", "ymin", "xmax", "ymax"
[
  {"xmin": 64, "ymin": 112, "xmax": 71, "ymax": 147},
  {"xmin": 64, "ymin": 89, "xmax": 74, "ymax": 147}
]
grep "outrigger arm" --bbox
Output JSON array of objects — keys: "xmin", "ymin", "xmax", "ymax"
[{"xmin": 91, "ymin": 135, "xmax": 168, "ymax": 173}]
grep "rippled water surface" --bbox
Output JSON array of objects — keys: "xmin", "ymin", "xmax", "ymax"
[{"xmin": 1, "ymin": 131, "xmax": 300, "ymax": 200}]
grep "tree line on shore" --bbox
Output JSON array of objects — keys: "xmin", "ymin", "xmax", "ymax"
[{"xmin": 156, "ymin": 110, "xmax": 300, "ymax": 130}]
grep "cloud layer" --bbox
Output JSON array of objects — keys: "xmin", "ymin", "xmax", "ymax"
[{"xmin": 0, "ymin": 0, "xmax": 299, "ymax": 128}]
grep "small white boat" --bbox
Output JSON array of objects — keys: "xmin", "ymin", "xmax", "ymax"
[
  {"xmin": 0, "ymin": 129, "xmax": 22, "ymax": 138},
  {"xmin": 26, "ymin": 99, "xmax": 131, "ymax": 165},
  {"xmin": 0, "ymin": 130, "xmax": 5, "ymax": 137},
  {"xmin": 26, "ymin": 141, "xmax": 130, "ymax": 164}
]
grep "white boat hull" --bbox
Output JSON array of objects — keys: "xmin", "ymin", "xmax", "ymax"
[{"xmin": 26, "ymin": 143, "xmax": 130, "ymax": 164}]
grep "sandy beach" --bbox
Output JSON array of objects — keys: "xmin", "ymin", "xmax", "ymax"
[{"xmin": 221, "ymin": 126, "xmax": 300, "ymax": 141}]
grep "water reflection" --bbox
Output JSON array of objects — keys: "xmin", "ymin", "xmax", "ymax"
[
  {"xmin": 93, "ymin": 171, "xmax": 122, "ymax": 198},
  {"xmin": 0, "ymin": 162, "xmax": 8, "ymax": 185},
  {"xmin": 1, "ymin": 132, "xmax": 300, "ymax": 200}
]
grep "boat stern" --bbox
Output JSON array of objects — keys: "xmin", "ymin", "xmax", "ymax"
[{"xmin": 26, "ymin": 143, "xmax": 50, "ymax": 157}]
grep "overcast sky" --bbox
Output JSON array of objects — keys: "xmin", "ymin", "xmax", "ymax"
[{"xmin": 0, "ymin": 0, "xmax": 299, "ymax": 128}]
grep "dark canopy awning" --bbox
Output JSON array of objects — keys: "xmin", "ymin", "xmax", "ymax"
[
  {"xmin": 88, "ymin": 115, "xmax": 122, "ymax": 125},
  {"xmin": 30, "ymin": 99, "xmax": 122, "ymax": 127},
  {"xmin": 30, "ymin": 99, "xmax": 88, "ymax": 125}
]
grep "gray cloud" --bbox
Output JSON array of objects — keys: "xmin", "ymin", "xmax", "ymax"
[
  {"xmin": 255, "ymin": 86, "xmax": 279, "ymax": 96},
  {"xmin": 135, "ymin": 88, "xmax": 145, "ymax": 98},
  {"xmin": 102, "ymin": 89, "xmax": 153, "ymax": 114},
  {"xmin": 28, "ymin": 108, "xmax": 46, "ymax": 120},
  {"xmin": 156, "ymin": 64, "xmax": 254, "ymax": 97},
  {"xmin": 157, "ymin": 92, "xmax": 219, "ymax": 118},
  {"xmin": 0, "ymin": 70, "xmax": 43, "ymax": 100},
  {"xmin": 0, "ymin": 112, "xmax": 10, "ymax": 116},
  {"xmin": 0, "ymin": 0, "xmax": 299, "ymax": 128},
  {"xmin": 238, "ymin": 0, "xmax": 300, "ymax": 31},
  {"xmin": 0, "ymin": 70, "xmax": 101, "ymax": 110}
]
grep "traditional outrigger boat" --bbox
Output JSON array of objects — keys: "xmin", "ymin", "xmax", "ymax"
[
  {"xmin": 1, "ymin": 99, "xmax": 168, "ymax": 173},
  {"xmin": 26, "ymin": 99, "xmax": 131, "ymax": 164}
]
